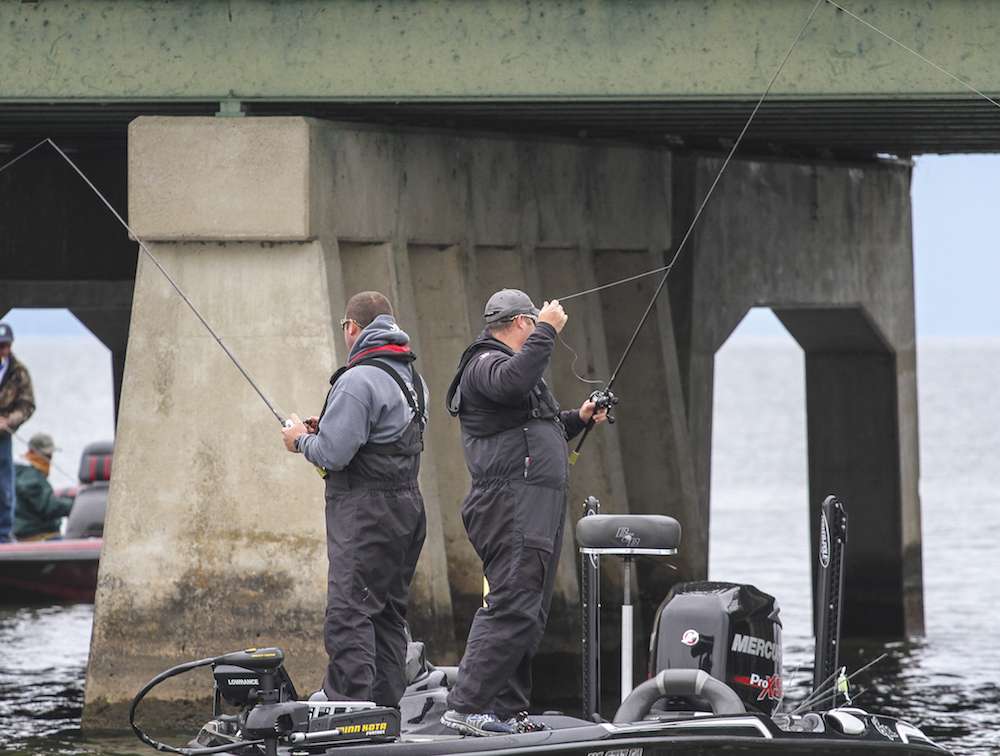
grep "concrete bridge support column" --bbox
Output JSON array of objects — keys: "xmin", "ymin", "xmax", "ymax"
[
  {"xmin": 71, "ymin": 306, "xmax": 129, "ymax": 420},
  {"xmin": 669, "ymin": 154, "xmax": 923, "ymax": 638},
  {"xmin": 84, "ymin": 116, "xmax": 455, "ymax": 727}
]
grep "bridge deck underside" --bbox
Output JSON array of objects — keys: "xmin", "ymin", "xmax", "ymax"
[{"xmin": 1, "ymin": 97, "xmax": 997, "ymax": 159}]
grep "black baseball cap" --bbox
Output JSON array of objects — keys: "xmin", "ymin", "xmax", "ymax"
[
  {"xmin": 0, "ymin": 323, "xmax": 12, "ymax": 344},
  {"xmin": 483, "ymin": 289, "xmax": 540, "ymax": 324}
]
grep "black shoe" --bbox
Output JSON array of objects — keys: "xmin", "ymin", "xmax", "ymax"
[
  {"xmin": 440, "ymin": 710, "xmax": 513, "ymax": 736},
  {"xmin": 505, "ymin": 711, "xmax": 548, "ymax": 733}
]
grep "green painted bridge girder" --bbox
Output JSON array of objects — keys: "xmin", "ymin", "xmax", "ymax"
[{"xmin": 1, "ymin": 0, "xmax": 998, "ymax": 103}]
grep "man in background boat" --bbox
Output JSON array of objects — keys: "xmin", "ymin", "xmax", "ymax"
[
  {"xmin": 0, "ymin": 322, "xmax": 36, "ymax": 543},
  {"xmin": 441, "ymin": 290, "xmax": 607, "ymax": 736},
  {"xmin": 281, "ymin": 291, "xmax": 428, "ymax": 709},
  {"xmin": 13, "ymin": 433, "xmax": 74, "ymax": 541}
]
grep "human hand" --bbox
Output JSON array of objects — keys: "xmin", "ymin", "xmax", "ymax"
[
  {"xmin": 281, "ymin": 413, "xmax": 309, "ymax": 452},
  {"xmin": 579, "ymin": 399, "xmax": 608, "ymax": 425},
  {"xmin": 0, "ymin": 416, "xmax": 8, "ymax": 433},
  {"xmin": 304, "ymin": 416, "xmax": 320, "ymax": 433},
  {"xmin": 538, "ymin": 299, "xmax": 568, "ymax": 333}
]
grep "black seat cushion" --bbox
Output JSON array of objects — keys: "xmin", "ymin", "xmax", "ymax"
[{"xmin": 576, "ymin": 514, "xmax": 681, "ymax": 553}]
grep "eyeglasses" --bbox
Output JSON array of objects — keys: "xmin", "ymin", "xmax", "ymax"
[{"xmin": 339, "ymin": 317, "xmax": 362, "ymax": 330}]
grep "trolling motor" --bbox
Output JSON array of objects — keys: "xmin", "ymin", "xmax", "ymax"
[
  {"xmin": 130, "ymin": 647, "xmax": 400, "ymax": 755},
  {"xmin": 569, "ymin": 388, "xmax": 619, "ymax": 464}
]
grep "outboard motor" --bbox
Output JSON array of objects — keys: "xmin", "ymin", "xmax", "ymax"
[{"xmin": 649, "ymin": 581, "xmax": 783, "ymax": 715}]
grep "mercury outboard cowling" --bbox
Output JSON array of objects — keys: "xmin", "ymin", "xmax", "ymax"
[{"xmin": 648, "ymin": 581, "xmax": 783, "ymax": 715}]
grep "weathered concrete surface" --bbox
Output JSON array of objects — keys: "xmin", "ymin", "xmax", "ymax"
[
  {"xmin": 129, "ymin": 118, "xmax": 314, "ymax": 240},
  {"xmin": 3, "ymin": 1, "xmax": 1000, "ymax": 101},
  {"xmin": 84, "ymin": 237, "xmax": 338, "ymax": 727},
  {"xmin": 669, "ymin": 154, "xmax": 922, "ymax": 637}
]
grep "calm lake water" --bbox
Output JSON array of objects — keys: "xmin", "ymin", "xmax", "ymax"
[{"xmin": 1, "ymin": 335, "xmax": 997, "ymax": 755}]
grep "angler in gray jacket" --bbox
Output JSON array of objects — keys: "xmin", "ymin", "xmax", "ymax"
[{"xmin": 282, "ymin": 291, "xmax": 427, "ymax": 708}]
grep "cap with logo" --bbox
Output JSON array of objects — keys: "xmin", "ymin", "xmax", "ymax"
[
  {"xmin": 483, "ymin": 289, "xmax": 540, "ymax": 324},
  {"xmin": 0, "ymin": 322, "xmax": 12, "ymax": 344},
  {"xmin": 28, "ymin": 433, "xmax": 58, "ymax": 459}
]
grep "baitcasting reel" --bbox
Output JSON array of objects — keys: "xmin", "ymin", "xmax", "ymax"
[
  {"xmin": 588, "ymin": 388, "xmax": 619, "ymax": 425},
  {"xmin": 570, "ymin": 389, "xmax": 620, "ymax": 464}
]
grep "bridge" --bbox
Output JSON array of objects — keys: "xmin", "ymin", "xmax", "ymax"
[{"xmin": 1, "ymin": 0, "xmax": 996, "ymax": 726}]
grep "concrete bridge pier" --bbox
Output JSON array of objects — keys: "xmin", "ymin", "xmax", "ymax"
[
  {"xmin": 84, "ymin": 116, "xmax": 453, "ymax": 725},
  {"xmin": 669, "ymin": 154, "xmax": 923, "ymax": 638},
  {"xmin": 0, "ymin": 281, "xmax": 133, "ymax": 419}
]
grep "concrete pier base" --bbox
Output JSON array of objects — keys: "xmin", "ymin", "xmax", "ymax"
[
  {"xmin": 671, "ymin": 155, "xmax": 923, "ymax": 638},
  {"xmin": 83, "ymin": 117, "xmax": 922, "ymax": 726}
]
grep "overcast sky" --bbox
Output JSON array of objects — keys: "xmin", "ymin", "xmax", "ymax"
[{"xmin": 3, "ymin": 154, "xmax": 997, "ymax": 341}]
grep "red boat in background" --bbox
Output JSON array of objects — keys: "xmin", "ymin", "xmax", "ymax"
[
  {"xmin": 0, "ymin": 440, "xmax": 111, "ymax": 604},
  {"xmin": 0, "ymin": 538, "xmax": 102, "ymax": 602}
]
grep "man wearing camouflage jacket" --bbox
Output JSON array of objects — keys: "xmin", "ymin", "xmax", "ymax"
[{"xmin": 0, "ymin": 322, "xmax": 36, "ymax": 542}]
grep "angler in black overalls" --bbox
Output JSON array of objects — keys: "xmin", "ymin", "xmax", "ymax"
[
  {"xmin": 441, "ymin": 290, "xmax": 606, "ymax": 736},
  {"xmin": 282, "ymin": 295, "xmax": 427, "ymax": 708}
]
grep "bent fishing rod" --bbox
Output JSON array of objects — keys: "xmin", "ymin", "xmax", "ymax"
[{"xmin": 0, "ymin": 139, "xmax": 290, "ymax": 428}]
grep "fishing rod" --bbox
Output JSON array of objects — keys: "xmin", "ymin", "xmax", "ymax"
[
  {"xmin": 0, "ymin": 139, "xmax": 290, "ymax": 427},
  {"xmin": 569, "ymin": 0, "xmax": 826, "ymax": 464},
  {"xmin": 10, "ymin": 429, "xmax": 76, "ymax": 481}
]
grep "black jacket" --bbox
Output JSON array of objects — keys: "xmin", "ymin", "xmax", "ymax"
[{"xmin": 447, "ymin": 323, "xmax": 586, "ymax": 488}]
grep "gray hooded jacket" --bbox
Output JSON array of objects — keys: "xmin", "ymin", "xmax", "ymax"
[{"xmin": 300, "ymin": 315, "xmax": 428, "ymax": 472}]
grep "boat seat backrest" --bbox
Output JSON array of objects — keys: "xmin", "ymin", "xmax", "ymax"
[
  {"xmin": 576, "ymin": 514, "xmax": 681, "ymax": 553},
  {"xmin": 65, "ymin": 483, "xmax": 108, "ymax": 539},
  {"xmin": 78, "ymin": 440, "xmax": 113, "ymax": 484}
]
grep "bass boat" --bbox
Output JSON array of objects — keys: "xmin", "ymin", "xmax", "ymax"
[
  {"xmin": 129, "ymin": 495, "xmax": 948, "ymax": 755},
  {"xmin": 0, "ymin": 440, "xmax": 111, "ymax": 604}
]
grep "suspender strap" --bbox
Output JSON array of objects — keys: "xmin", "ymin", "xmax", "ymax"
[{"xmin": 354, "ymin": 357, "xmax": 426, "ymax": 422}]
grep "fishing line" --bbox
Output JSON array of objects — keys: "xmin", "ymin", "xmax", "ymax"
[
  {"xmin": 558, "ymin": 0, "xmax": 824, "ymax": 306},
  {"xmin": 787, "ymin": 653, "xmax": 888, "ymax": 715},
  {"xmin": 557, "ymin": 331, "xmax": 604, "ymax": 385},
  {"xmin": 0, "ymin": 139, "xmax": 289, "ymax": 426},
  {"xmin": 558, "ymin": 0, "xmax": 1000, "ymax": 307},
  {"xmin": 566, "ymin": 0, "xmax": 825, "ymax": 460},
  {"xmin": 602, "ymin": 0, "xmax": 823, "ymax": 385},
  {"xmin": 825, "ymin": 0, "xmax": 1000, "ymax": 111}
]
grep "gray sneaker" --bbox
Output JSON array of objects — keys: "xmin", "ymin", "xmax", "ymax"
[{"xmin": 440, "ymin": 709, "xmax": 514, "ymax": 736}]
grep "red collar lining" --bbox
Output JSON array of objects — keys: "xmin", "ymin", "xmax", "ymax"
[{"xmin": 349, "ymin": 343, "xmax": 411, "ymax": 365}]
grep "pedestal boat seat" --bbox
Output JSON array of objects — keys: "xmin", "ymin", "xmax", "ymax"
[{"xmin": 576, "ymin": 514, "xmax": 681, "ymax": 556}]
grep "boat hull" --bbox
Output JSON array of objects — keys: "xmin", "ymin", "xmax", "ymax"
[
  {"xmin": 0, "ymin": 538, "xmax": 101, "ymax": 604},
  {"xmin": 194, "ymin": 713, "xmax": 946, "ymax": 756}
]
